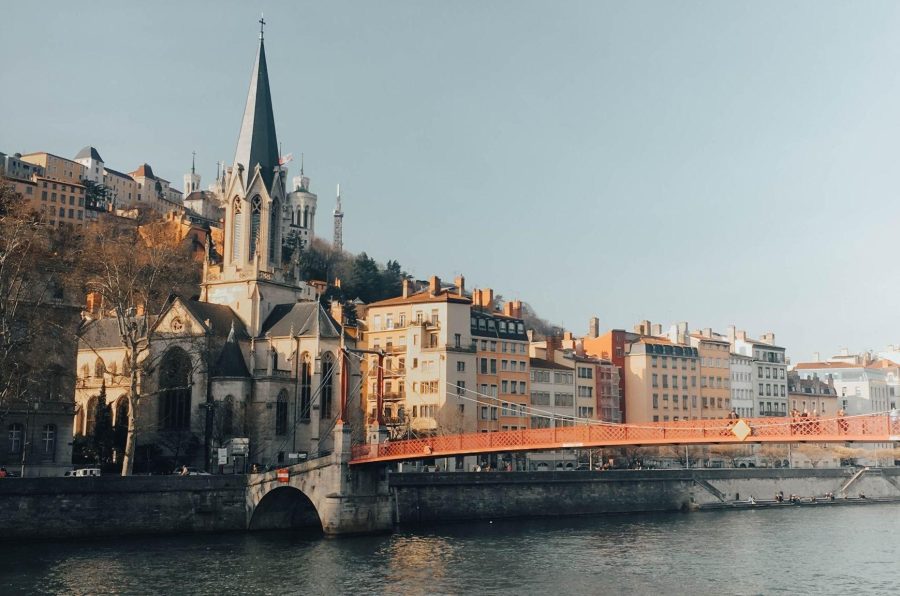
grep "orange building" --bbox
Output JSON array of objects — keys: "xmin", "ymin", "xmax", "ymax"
[
  {"xmin": 689, "ymin": 332, "xmax": 732, "ymax": 419},
  {"xmin": 623, "ymin": 336, "xmax": 700, "ymax": 423}
]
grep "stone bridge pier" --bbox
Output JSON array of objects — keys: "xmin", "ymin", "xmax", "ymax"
[{"xmin": 245, "ymin": 424, "xmax": 393, "ymax": 535}]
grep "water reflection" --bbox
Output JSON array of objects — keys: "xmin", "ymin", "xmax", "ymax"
[{"xmin": 2, "ymin": 505, "xmax": 899, "ymax": 595}]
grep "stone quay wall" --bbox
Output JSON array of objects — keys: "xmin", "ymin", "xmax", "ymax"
[
  {"xmin": 389, "ymin": 468, "xmax": 900, "ymax": 524},
  {"xmin": 0, "ymin": 475, "xmax": 248, "ymax": 542}
]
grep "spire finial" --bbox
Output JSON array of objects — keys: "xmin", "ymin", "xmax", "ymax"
[
  {"xmin": 259, "ymin": 13, "xmax": 266, "ymax": 40},
  {"xmin": 191, "ymin": 150, "xmax": 196, "ymax": 174},
  {"xmin": 300, "ymin": 152, "xmax": 304, "ymax": 176}
]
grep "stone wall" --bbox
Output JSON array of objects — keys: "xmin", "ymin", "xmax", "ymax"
[
  {"xmin": 389, "ymin": 468, "xmax": 900, "ymax": 524},
  {"xmin": 0, "ymin": 475, "xmax": 247, "ymax": 541}
]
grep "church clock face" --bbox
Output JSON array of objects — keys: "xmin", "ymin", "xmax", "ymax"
[{"xmin": 171, "ymin": 317, "xmax": 184, "ymax": 332}]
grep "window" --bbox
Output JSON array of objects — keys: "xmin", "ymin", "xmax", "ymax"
[
  {"xmin": 249, "ymin": 196, "xmax": 261, "ymax": 259},
  {"xmin": 652, "ymin": 374, "xmax": 658, "ymax": 388},
  {"xmin": 321, "ymin": 353, "xmax": 335, "ymax": 419},
  {"xmin": 222, "ymin": 396, "xmax": 235, "ymax": 436},
  {"xmin": 275, "ymin": 391, "xmax": 289, "ymax": 435},
  {"xmin": 158, "ymin": 348, "xmax": 192, "ymax": 431},
  {"xmin": 300, "ymin": 353, "xmax": 312, "ymax": 419},
  {"xmin": 268, "ymin": 198, "xmax": 280, "ymax": 261},
  {"xmin": 490, "ymin": 359, "xmax": 497, "ymax": 374},
  {"xmin": 231, "ymin": 198, "xmax": 242, "ymax": 261},
  {"xmin": 652, "ymin": 356, "xmax": 658, "ymax": 367},
  {"xmin": 457, "ymin": 361, "xmax": 465, "ymax": 372},
  {"xmin": 652, "ymin": 394, "xmax": 659, "ymax": 408},
  {"xmin": 8, "ymin": 423, "xmax": 23, "ymax": 454}
]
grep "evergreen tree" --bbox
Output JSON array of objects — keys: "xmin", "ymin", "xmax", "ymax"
[{"xmin": 91, "ymin": 380, "xmax": 115, "ymax": 466}]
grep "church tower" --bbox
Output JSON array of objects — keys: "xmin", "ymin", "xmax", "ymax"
[
  {"xmin": 183, "ymin": 151, "xmax": 201, "ymax": 197},
  {"xmin": 201, "ymin": 20, "xmax": 314, "ymax": 336},
  {"xmin": 286, "ymin": 153, "xmax": 318, "ymax": 249}
]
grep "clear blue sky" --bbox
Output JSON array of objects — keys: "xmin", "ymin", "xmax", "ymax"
[{"xmin": 3, "ymin": 1, "xmax": 900, "ymax": 362}]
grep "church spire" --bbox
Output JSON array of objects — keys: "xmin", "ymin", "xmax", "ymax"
[{"xmin": 234, "ymin": 19, "xmax": 279, "ymax": 191}]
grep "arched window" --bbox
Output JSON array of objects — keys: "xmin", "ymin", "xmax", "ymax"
[
  {"xmin": 275, "ymin": 390, "xmax": 288, "ymax": 435},
  {"xmin": 94, "ymin": 358, "xmax": 104, "ymax": 377},
  {"xmin": 109, "ymin": 361, "xmax": 117, "ymax": 375},
  {"xmin": 268, "ymin": 198, "xmax": 280, "ymax": 262},
  {"xmin": 303, "ymin": 205, "xmax": 309, "ymax": 229},
  {"xmin": 86, "ymin": 396, "xmax": 98, "ymax": 435},
  {"xmin": 74, "ymin": 406, "xmax": 85, "ymax": 437},
  {"xmin": 114, "ymin": 397, "xmax": 129, "ymax": 427},
  {"xmin": 8, "ymin": 423, "xmax": 23, "ymax": 454},
  {"xmin": 81, "ymin": 364, "xmax": 90, "ymax": 379},
  {"xmin": 231, "ymin": 197, "xmax": 242, "ymax": 262},
  {"xmin": 158, "ymin": 347, "xmax": 192, "ymax": 431},
  {"xmin": 41, "ymin": 424, "xmax": 56, "ymax": 459},
  {"xmin": 321, "ymin": 353, "xmax": 335, "ymax": 419},
  {"xmin": 300, "ymin": 353, "xmax": 312, "ymax": 420},
  {"xmin": 222, "ymin": 395, "xmax": 235, "ymax": 437},
  {"xmin": 122, "ymin": 355, "xmax": 131, "ymax": 376},
  {"xmin": 249, "ymin": 196, "xmax": 261, "ymax": 260}
]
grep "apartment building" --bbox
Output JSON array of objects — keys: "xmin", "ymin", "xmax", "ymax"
[
  {"xmin": 528, "ymin": 357, "xmax": 576, "ymax": 427},
  {"xmin": 729, "ymin": 327, "xmax": 788, "ymax": 416},
  {"xmin": 689, "ymin": 330, "xmax": 732, "ymax": 419},
  {"xmin": 19, "ymin": 152, "xmax": 85, "ymax": 185},
  {"xmin": 730, "ymin": 352, "xmax": 754, "ymax": 417},
  {"xmin": 623, "ymin": 336, "xmax": 700, "ymax": 423},
  {"xmin": 360, "ymin": 276, "xmax": 477, "ymax": 438},
  {"xmin": 471, "ymin": 290, "xmax": 530, "ymax": 433},
  {"xmin": 787, "ymin": 371, "xmax": 838, "ymax": 416}
]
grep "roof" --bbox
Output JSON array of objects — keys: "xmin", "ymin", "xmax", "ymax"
[
  {"xmin": 260, "ymin": 301, "xmax": 341, "ymax": 338},
  {"xmin": 213, "ymin": 325, "xmax": 250, "ymax": 378},
  {"xmin": 130, "ymin": 163, "xmax": 155, "ymax": 179},
  {"xmin": 104, "ymin": 167, "xmax": 133, "ymax": 180},
  {"xmin": 367, "ymin": 290, "xmax": 471, "ymax": 308},
  {"xmin": 690, "ymin": 333, "xmax": 730, "ymax": 345},
  {"xmin": 794, "ymin": 361, "xmax": 860, "ymax": 370},
  {"xmin": 179, "ymin": 299, "xmax": 249, "ymax": 339},
  {"xmin": 529, "ymin": 357, "xmax": 573, "ymax": 371},
  {"xmin": 75, "ymin": 146, "xmax": 104, "ymax": 162},
  {"xmin": 78, "ymin": 318, "xmax": 122, "ymax": 350},
  {"xmin": 234, "ymin": 37, "xmax": 279, "ymax": 191}
]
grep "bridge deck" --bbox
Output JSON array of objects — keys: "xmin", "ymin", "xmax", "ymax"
[{"xmin": 350, "ymin": 414, "xmax": 900, "ymax": 464}]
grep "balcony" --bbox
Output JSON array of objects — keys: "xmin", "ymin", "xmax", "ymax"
[{"xmin": 447, "ymin": 342, "xmax": 477, "ymax": 353}]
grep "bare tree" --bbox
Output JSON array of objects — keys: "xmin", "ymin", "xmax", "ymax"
[{"xmin": 79, "ymin": 218, "xmax": 199, "ymax": 475}]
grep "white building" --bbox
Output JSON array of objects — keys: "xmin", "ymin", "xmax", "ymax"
[
  {"xmin": 730, "ymin": 352, "xmax": 754, "ymax": 417},
  {"xmin": 728, "ymin": 327, "xmax": 788, "ymax": 417},
  {"xmin": 528, "ymin": 357, "xmax": 575, "ymax": 427}
]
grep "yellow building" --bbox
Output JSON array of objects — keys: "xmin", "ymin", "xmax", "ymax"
[
  {"xmin": 19, "ymin": 152, "xmax": 85, "ymax": 185},
  {"xmin": 623, "ymin": 336, "xmax": 700, "ymax": 423},
  {"xmin": 690, "ymin": 332, "xmax": 732, "ymax": 419}
]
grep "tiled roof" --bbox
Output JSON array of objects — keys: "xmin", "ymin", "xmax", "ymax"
[
  {"xmin": 529, "ymin": 357, "xmax": 573, "ymax": 371},
  {"xmin": 180, "ymin": 299, "xmax": 249, "ymax": 339},
  {"xmin": 213, "ymin": 326, "xmax": 250, "ymax": 378},
  {"xmin": 78, "ymin": 318, "xmax": 123, "ymax": 350},
  {"xmin": 367, "ymin": 290, "xmax": 471, "ymax": 308},
  {"xmin": 75, "ymin": 146, "xmax": 104, "ymax": 162}
]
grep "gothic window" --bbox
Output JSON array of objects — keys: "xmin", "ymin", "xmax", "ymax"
[
  {"xmin": 303, "ymin": 205, "xmax": 309, "ymax": 229},
  {"xmin": 231, "ymin": 198, "xmax": 242, "ymax": 262},
  {"xmin": 222, "ymin": 395, "xmax": 235, "ymax": 437},
  {"xmin": 321, "ymin": 352, "xmax": 335, "ymax": 419},
  {"xmin": 8, "ymin": 423, "xmax": 23, "ymax": 454},
  {"xmin": 74, "ymin": 407, "xmax": 85, "ymax": 437},
  {"xmin": 86, "ymin": 396, "xmax": 98, "ymax": 435},
  {"xmin": 41, "ymin": 424, "xmax": 56, "ymax": 459},
  {"xmin": 249, "ymin": 196, "xmax": 261, "ymax": 260},
  {"xmin": 81, "ymin": 364, "xmax": 90, "ymax": 378},
  {"xmin": 122, "ymin": 355, "xmax": 131, "ymax": 376},
  {"xmin": 269, "ymin": 198, "xmax": 280, "ymax": 262},
  {"xmin": 300, "ymin": 353, "xmax": 312, "ymax": 420},
  {"xmin": 114, "ymin": 398, "xmax": 129, "ymax": 428},
  {"xmin": 94, "ymin": 358, "xmax": 104, "ymax": 377},
  {"xmin": 158, "ymin": 347, "xmax": 192, "ymax": 431},
  {"xmin": 275, "ymin": 390, "xmax": 288, "ymax": 435}
]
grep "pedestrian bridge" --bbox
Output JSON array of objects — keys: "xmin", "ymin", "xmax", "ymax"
[{"xmin": 350, "ymin": 413, "xmax": 900, "ymax": 465}]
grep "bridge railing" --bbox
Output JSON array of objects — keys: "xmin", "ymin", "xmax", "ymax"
[{"xmin": 351, "ymin": 414, "xmax": 899, "ymax": 463}]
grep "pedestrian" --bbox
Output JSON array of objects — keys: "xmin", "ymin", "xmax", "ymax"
[
  {"xmin": 180, "ymin": 465, "xmax": 189, "ymax": 476},
  {"xmin": 837, "ymin": 408, "xmax": 849, "ymax": 433},
  {"xmin": 0, "ymin": 467, "xmax": 7, "ymax": 478}
]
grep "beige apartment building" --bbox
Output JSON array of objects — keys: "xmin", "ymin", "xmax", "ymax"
[
  {"xmin": 19, "ymin": 152, "xmax": 85, "ymax": 185},
  {"xmin": 623, "ymin": 336, "xmax": 700, "ymax": 423},
  {"xmin": 690, "ymin": 332, "xmax": 732, "ymax": 419},
  {"xmin": 360, "ymin": 276, "xmax": 477, "ymax": 439}
]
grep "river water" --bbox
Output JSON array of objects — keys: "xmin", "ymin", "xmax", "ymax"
[{"xmin": 2, "ymin": 504, "xmax": 898, "ymax": 595}]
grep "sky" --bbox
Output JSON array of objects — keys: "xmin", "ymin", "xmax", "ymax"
[{"xmin": 3, "ymin": 1, "xmax": 900, "ymax": 362}]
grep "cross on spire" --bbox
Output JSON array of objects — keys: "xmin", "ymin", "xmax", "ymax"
[{"xmin": 259, "ymin": 14, "xmax": 266, "ymax": 40}]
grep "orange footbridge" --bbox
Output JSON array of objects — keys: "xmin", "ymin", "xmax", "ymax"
[{"xmin": 350, "ymin": 414, "xmax": 900, "ymax": 465}]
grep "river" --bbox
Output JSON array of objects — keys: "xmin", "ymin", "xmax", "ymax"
[{"xmin": 2, "ymin": 504, "xmax": 898, "ymax": 595}]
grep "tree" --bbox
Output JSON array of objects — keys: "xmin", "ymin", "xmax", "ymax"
[
  {"xmin": 0, "ymin": 182, "xmax": 80, "ymax": 424},
  {"xmin": 91, "ymin": 380, "xmax": 116, "ymax": 468},
  {"xmin": 79, "ymin": 218, "xmax": 199, "ymax": 475}
]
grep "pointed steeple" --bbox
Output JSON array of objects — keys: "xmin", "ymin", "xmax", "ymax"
[{"xmin": 234, "ymin": 19, "xmax": 279, "ymax": 192}]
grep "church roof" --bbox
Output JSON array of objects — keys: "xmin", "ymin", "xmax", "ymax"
[
  {"xmin": 261, "ymin": 301, "xmax": 341, "ymax": 338},
  {"xmin": 180, "ymin": 299, "xmax": 250, "ymax": 339},
  {"xmin": 213, "ymin": 324, "xmax": 251, "ymax": 378},
  {"xmin": 130, "ymin": 163, "xmax": 155, "ymax": 179},
  {"xmin": 75, "ymin": 146, "xmax": 104, "ymax": 162},
  {"xmin": 78, "ymin": 318, "xmax": 122, "ymax": 350},
  {"xmin": 233, "ymin": 35, "xmax": 279, "ymax": 192}
]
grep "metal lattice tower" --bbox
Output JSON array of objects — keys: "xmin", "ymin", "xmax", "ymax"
[{"xmin": 333, "ymin": 183, "xmax": 344, "ymax": 252}]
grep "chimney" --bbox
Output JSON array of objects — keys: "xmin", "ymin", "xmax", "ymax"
[
  {"xmin": 472, "ymin": 289, "xmax": 481, "ymax": 306},
  {"xmin": 503, "ymin": 302, "xmax": 513, "ymax": 317},
  {"xmin": 727, "ymin": 325, "xmax": 736, "ymax": 342},
  {"xmin": 634, "ymin": 319, "xmax": 651, "ymax": 335},
  {"xmin": 737, "ymin": 329, "xmax": 747, "ymax": 341},
  {"xmin": 589, "ymin": 317, "xmax": 600, "ymax": 339},
  {"xmin": 479, "ymin": 288, "xmax": 494, "ymax": 309},
  {"xmin": 813, "ymin": 351, "xmax": 820, "ymax": 362},
  {"xmin": 651, "ymin": 323, "xmax": 662, "ymax": 337},
  {"xmin": 429, "ymin": 275, "xmax": 441, "ymax": 296},
  {"xmin": 760, "ymin": 332, "xmax": 775, "ymax": 345},
  {"xmin": 702, "ymin": 327, "xmax": 712, "ymax": 338},
  {"xmin": 402, "ymin": 279, "xmax": 411, "ymax": 298},
  {"xmin": 840, "ymin": 347, "xmax": 849, "ymax": 357},
  {"xmin": 330, "ymin": 300, "xmax": 344, "ymax": 325},
  {"xmin": 511, "ymin": 299, "xmax": 522, "ymax": 319},
  {"xmin": 455, "ymin": 275, "xmax": 465, "ymax": 295},
  {"xmin": 563, "ymin": 331, "xmax": 573, "ymax": 341}
]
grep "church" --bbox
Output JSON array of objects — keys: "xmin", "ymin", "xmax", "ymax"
[{"xmin": 74, "ymin": 24, "xmax": 359, "ymax": 472}]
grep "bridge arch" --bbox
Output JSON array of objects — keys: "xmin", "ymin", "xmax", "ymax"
[{"xmin": 248, "ymin": 486, "xmax": 323, "ymax": 533}]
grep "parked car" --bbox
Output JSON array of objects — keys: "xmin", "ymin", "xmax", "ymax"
[
  {"xmin": 71, "ymin": 468, "xmax": 101, "ymax": 477},
  {"xmin": 174, "ymin": 467, "xmax": 211, "ymax": 476}
]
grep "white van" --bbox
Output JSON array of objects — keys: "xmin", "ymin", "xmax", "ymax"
[{"xmin": 72, "ymin": 468, "xmax": 101, "ymax": 477}]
